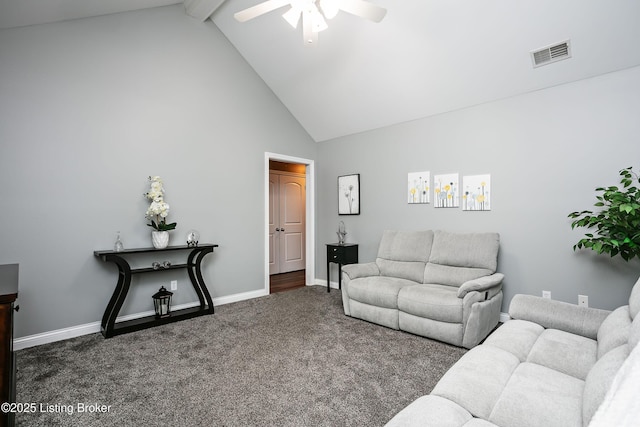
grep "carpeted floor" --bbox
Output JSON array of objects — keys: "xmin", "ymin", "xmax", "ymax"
[{"xmin": 16, "ymin": 286, "xmax": 467, "ymax": 426}]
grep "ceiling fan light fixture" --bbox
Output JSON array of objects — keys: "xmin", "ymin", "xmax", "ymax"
[
  {"xmin": 282, "ymin": 6, "xmax": 302, "ymax": 28},
  {"xmin": 302, "ymin": 9, "xmax": 318, "ymax": 46},
  {"xmin": 234, "ymin": 0, "xmax": 387, "ymax": 46},
  {"xmin": 320, "ymin": 0, "xmax": 340, "ymax": 19},
  {"xmin": 310, "ymin": 7, "xmax": 328, "ymax": 32}
]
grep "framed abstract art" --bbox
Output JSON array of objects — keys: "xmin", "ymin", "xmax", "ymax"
[{"xmin": 338, "ymin": 174, "xmax": 360, "ymax": 215}]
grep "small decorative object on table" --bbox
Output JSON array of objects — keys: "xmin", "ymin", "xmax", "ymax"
[
  {"xmin": 152, "ymin": 286, "xmax": 173, "ymax": 318},
  {"xmin": 114, "ymin": 232, "xmax": 124, "ymax": 252},
  {"xmin": 186, "ymin": 229, "xmax": 200, "ymax": 247},
  {"xmin": 151, "ymin": 261, "xmax": 172, "ymax": 270},
  {"xmin": 337, "ymin": 221, "xmax": 347, "ymax": 245},
  {"xmin": 144, "ymin": 176, "xmax": 177, "ymax": 249}
]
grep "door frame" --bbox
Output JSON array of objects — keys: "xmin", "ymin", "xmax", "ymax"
[{"xmin": 264, "ymin": 152, "xmax": 315, "ymax": 293}]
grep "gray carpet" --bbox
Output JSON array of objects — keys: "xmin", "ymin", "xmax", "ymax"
[{"xmin": 16, "ymin": 286, "xmax": 466, "ymax": 426}]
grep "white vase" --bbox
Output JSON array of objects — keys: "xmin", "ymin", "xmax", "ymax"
[{"xmin": 151, "ymin": 231, "xmax": 169, "ymax": 249}]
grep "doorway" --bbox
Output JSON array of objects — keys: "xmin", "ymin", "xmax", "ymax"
[
  {"xmin": 269, "ymin": 161, "xmax": 305, "ymax": 275},
  {"xmin": 264, "ymin": 153, "xmax": 315, "ymax": 294}
]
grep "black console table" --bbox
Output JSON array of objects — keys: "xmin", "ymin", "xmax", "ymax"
[
  {"xmin": 326, "ymin": 243, "xmax": 358, "ymax": 293},
  {"xmin": 94, "ymin": 244, "xmax": 217, "ymax": 338}
]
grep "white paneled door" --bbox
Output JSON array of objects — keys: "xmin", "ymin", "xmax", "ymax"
[{"xmin": 269, "ymin": 171, "xmax": 306, "ymax": 275}]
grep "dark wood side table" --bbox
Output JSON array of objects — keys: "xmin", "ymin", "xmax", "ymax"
[
  {"xmin": 94, "ymin": 244, "xmax": 217, "ymax": 338},
  {"xmin": 0, "ymin": 264, "xmax": 18, "ymax": 427},
  {"xmin": 326, "ymin": 243, "xmax": 358, "ymax": 293}
]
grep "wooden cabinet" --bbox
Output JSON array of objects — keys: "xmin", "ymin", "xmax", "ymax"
[{"xmin": 0, "ymin": 264, "xmax": 18, "ymax": 427}]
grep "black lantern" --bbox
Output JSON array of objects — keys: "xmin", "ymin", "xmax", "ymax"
[{"xmin": 152, "ymin": 286, "xmax": 173, "ymax": 318}]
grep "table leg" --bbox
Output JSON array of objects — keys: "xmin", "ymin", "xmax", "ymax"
[
  {"xmin": 327, "ymin": 260, "xmax": 330, "ymax": 293},
  {"xmin": 101, "ymin": 254, "xmax": 132, "ymax": 338}
]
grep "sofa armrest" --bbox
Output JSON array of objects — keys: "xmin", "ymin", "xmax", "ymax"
[
  {"xmin": 457, "ymin": 273, "xmax": 504, "ymax": 298},
  {"xmin": 341, "ymin": 262, "xmax": 380, "ymax": 280},
  {"xmin": 509, "ymin": 294, "xmax": 610, "ymax": 339}
]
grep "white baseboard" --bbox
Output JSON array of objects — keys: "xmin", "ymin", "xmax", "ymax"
[
  {"xmin": 14, "ymin": 285, "xmax": 510, "ymax": 351},
  {"xmin": 315, "ymin": 278, "xmax": 339, "ymax": 290},
  {"xmin": 14, "ymin": 288, "xmax": 270, "ymax": 351}
]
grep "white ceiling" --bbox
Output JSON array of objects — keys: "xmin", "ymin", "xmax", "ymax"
[{"xmin": 3, "ymin": 0, "xmax": 640, "ymax": 142}]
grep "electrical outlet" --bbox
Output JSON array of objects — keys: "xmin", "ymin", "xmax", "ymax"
[
  {"xmin": 578, "ymin": 295, "xmax": 588, "ymax": 307},
  {"xmin": 542, "ymin": 290, "xmax": 551, "ymax": 299},
  {"xmin": 171, "ymin": 280, "xmax": 177, "ymax": 291}
]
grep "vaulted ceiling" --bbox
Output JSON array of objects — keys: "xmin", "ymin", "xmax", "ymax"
[{"xmin": 2, "ymin": 0, "xmax": 640, "ymax": 142}]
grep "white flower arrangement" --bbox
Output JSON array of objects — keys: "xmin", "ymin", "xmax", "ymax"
[{"xmin": 144, "ymin": 176, "xmax": 177, "ymax": 231}]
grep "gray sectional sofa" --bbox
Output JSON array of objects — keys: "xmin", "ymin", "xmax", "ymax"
[
  {"xmin": 385, "ymin": 277, "xmax": 640, "ymax": 427},
  {"xmin": 341, "ymin": 230, "xmax": 503, "ymax": 349}
]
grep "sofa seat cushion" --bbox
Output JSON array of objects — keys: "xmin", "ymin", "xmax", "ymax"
[
  {"xmin": 482, "ymin": 320, "xmax": 544, "ymax": 362},
  {"xmin": 489, "ymin": 362, "xmax": 584, "ymax": 427},
  {"xmin": 432, "ymin": 345, "xmax": 520, "ymax": 419},
  {"xmin": 398, "ymin": 284, "xmax": 462, "ymax": 323},
  {"xmin": 483, "ymin": 320, "xmax": 597, "ymax": 380},
  {"xmin": 385, "ymin": 395, "xmax": 502, "ymax": 427},
  {"xmin": 385, "ymin": 395, "xmax": 473, "ymax": 427},
  {"xmin": 348, "ymin": 276, "xmax": 418, "ymax": 309},
  {"xmin": 526, "ymin": 329, "xmax": 597, "ymax": 380}
]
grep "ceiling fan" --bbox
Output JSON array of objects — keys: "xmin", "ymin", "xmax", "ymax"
[{"xmin": 234, "ymin": 0, "xmax": 387, "ymax": 46}]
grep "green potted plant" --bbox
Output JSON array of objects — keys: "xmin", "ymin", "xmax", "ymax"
[{"xmin": 568, "ymin": 167, "xmax": 640, "ymax": 261}]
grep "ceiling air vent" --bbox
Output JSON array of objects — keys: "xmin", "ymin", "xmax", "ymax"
[{"xmin": 530, "ymin": 40, "xmax": 571, "ymax": 68}]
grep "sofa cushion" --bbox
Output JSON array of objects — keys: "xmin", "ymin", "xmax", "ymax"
[
  {"xmin": 376, "ymin": 230, "xmax": 433, "ymax": 283},
  {"xmin": 526, "ymin": 329, "xmax": 597, "ymax": 380},
  {"xmin": 398, "ymin": 284, "xmax": 462, "ymax": 323},
  {"xmin": 482, "ymin": 320, "xmax": 544, "ymax": 362},
  {"xmin": 582, "ymin": 344, "xmax": 629, "ymax": 425},
  {"xmin": 432, "ymin": 346, "xmax": 520, "ymax": 419},
  {"xmin": 348, "ymin": 276, "xmax": 417, "ymax": 309},
  {"xmin": 385, "ymin": 395, "xmax": 473, "ymax": 427},
  {"xmin": 428, "ymin": 231, "xmax": 499, "ymax": 270},
  {"xmin": 423, "ymin": 263, "xmax": 495, "ymax": 288},
  {"xmin": 597, "ymin": 306, "xmax": 632, "ymax": 359},
  {"xmin": 489, "ymin": 362, "xmax": 584, "ymax": 427},
  {"xmin": 423, "ymin": 230, "xmax": 499, "ymax": 287},
  {"xmin": 377, "ymin": 258, "xmax": 429, "ymax": 284},
  {"xmin": 509, "ymin": 295, "xmax": 609, "ymax": 340}
]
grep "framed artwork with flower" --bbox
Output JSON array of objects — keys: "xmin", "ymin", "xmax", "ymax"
[
  {"xmin": 434, "ymin": 173, "xmax": 460, "ymax": 208},
  {"xmin": 462, "ymin": 174, "xmax": 491, "ymax": 211},
  {"xmin": 408, "ymin": 171, "xmax": 430, "ymax": 204},
  {"xmin": 338, "ymin": 174, "xmax": 360, "ymax": 215}
]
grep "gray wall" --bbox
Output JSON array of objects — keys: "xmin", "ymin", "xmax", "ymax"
[
  {"xmin": 0, "ymin": 5, "xmax": 317, "ymax": 338},
  {"xmin": 317, "ymin": 66, "xmax": 640, "ymax": 312}
]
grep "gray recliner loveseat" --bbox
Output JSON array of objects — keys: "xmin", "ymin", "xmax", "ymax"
[
  {"xmin": 385, "ymin": 277, "xmax": 640, "ymax": 427},
  {"xmin": 341, "ymin": 230, "xmax": 503, "ymax": 349}
]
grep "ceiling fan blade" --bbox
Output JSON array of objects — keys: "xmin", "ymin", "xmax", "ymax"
[
  {"xmin": 338, "ymin": 0, "xmax": 387, "ymax": 23},
  {"xmin": 282, "ymin": 6, "xmax": 302, "ymax": 28},
  {"xmin": 234, "ymin": 0, "xmax": 293, "ymax": 23}
]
